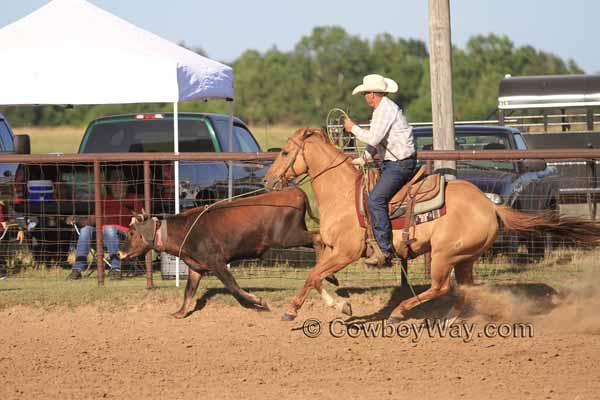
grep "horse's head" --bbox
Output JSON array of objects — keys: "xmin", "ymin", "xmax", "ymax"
[{"xmin": 263, "ymin": 127, "xmax": 325, "ymax": 191}]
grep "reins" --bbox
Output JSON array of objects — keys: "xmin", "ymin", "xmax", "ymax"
[{"xmin": 279, "ymin": 136, "xmax": 351, "ymax": 188}]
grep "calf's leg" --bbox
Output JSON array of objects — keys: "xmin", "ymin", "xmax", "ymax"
[
  {"xmin": 212, "ymin": 263, "xmax": 269, "ymax": 310},
  {"xmin": 173, "ymin": 267, "xmax": 203, "ymax": 319}
]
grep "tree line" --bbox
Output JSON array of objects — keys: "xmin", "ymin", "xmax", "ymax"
[{"xmin": 1, "ymin": 26, "xmax": 582, "ymax": 127}]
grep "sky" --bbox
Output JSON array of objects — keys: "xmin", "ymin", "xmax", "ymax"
[{"xmin": 1, "ymin": 0, "xmax": 599, "ymax": 73}]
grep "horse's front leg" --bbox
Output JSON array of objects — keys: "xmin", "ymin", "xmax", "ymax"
[{"xmin": 283, "ymin": 252, "xmax": 355, "ymax": 321}]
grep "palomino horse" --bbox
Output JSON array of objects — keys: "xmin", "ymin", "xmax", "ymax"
[{"xmin": 264, "ymin": 127, "xmax": 600, "ymax": 322}]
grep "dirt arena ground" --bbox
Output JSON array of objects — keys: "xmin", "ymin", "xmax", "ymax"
[{"xmin": 1, "ymin": 283, "xmax": 600, "ymax": 400}]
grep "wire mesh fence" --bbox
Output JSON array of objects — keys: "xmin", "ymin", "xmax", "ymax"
[{"xmin": 0, "ymin": 151, "xmax": 599, "ymax": 286}]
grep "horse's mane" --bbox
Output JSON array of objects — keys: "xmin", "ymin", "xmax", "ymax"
[
  {"xmin": 302, "ymin": 126, "xmax": 329, "ymax": 143},
  {"xmin": 299, "ymin": 126, "xmax": 360, "ymax": 179}
]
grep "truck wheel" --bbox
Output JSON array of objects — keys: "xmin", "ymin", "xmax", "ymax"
[
  {"xmin": 508, "ymin": 234, "xmax": 524, "ymax": 264},
  {"xmin": 525, "ymin": 200, "xmax": 558, "ymax": 261},
  {"xmin": 526, "ymin": 232, "xmax": 553, "ymax": 262}
]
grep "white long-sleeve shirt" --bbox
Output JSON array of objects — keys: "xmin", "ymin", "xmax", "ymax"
[{"xmin": 351, "ymin": 96, "xmax": 415, "ymax": 161}]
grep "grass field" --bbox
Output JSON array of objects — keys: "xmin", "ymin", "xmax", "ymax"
[
  {"xmin": 249, "ymin": 124, "xmax": 299, "ymax": 151},
  {"xmin": 18, "ymin": 125, "xmax": 86, "ymax": 154}
]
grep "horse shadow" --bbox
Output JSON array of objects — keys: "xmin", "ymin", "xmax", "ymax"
[{"xmin": 341, "ymin": 282, "xmax": 559, "ymax": 324}]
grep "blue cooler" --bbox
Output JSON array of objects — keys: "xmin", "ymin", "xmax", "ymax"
[{"xmin": 27, "ymin": 180, "xmax": 54, "ymax": 202}]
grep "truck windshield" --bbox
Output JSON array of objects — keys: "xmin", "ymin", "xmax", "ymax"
[
  {"xmin": 212, "ymin": 120, "xmax": 261, "ymax": 152},
  {"xmin": 416, "ymin": 132, "xmax": 515, "ymax": 171},
  {"xmin": 80, "ymin": 119, "xmax": 216, "ymax": 153},
  {"xmin": 0, "ymin": 120, "xmax": 14, "ymax": 152}
]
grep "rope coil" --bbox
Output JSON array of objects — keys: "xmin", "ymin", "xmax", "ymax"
[{"xmin": 325, "ymin": 108, "xmax": 352, "ymax": 150}]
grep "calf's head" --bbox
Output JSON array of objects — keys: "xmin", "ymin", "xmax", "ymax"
[{"xmin": 118, "ymin": 214, "xmax": 158, "ymax": 260}]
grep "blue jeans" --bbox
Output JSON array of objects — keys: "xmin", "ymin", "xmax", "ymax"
[
  {"xmin": 73, "ymin": 225, "xmax": 122, "ymax": 271},
  {"xmin": 367, "ymin": 158, "xmax": 417, "ymax": 254}
]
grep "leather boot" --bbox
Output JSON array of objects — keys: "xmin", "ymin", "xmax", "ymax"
[{"xmin": 364, "ymin": 251, "xmax": 393, "ymax": 268}]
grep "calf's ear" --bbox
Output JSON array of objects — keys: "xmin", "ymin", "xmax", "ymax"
[
  {"xmin": 130, "ymin": 209, "xmax": 143, "ymax": 222},
  {"xmin": 131, "ymin": 210, "xmax": 144, "ymax": 224},
  {"xmin": 131, "ymin": 208, "xmax": 151, "ymax": 223}
]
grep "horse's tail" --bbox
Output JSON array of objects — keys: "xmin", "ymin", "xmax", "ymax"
[
  {"xmin": 298, "ymin": 188, "xmax": 320, "ymax": 224},
  {"xmin": 495, "ymin": 205, "xmax": 600, "ymax": 244}
]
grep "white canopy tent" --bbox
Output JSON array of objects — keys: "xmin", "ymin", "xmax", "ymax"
[
  {"xmin": 0, "ymin": 0, "xmax": 235, "ymax": 285},
  {"xmin": 0, "ymin": 0, "xmax": 233, "ymax": 104}
]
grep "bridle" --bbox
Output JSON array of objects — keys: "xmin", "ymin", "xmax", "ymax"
[
  {"xmin": 273, "ymin": 134, "xmax": 350, "ymax": 188},
  {"xmin": 133, "ymin": 216, "xmax": 162, "ymax": 250}
]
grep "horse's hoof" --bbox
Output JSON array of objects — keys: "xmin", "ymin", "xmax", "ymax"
[
  {"xmin": 259, "ymin": 298, "xmax": 270, "ymax": 311},
  {"xmin": 281, "ymin": 312, "xmax": 297, "ymax": 321},
  {"xmin": 341, "ymin": 302, "xmax": 353, "ymax": 316},
  {"xmin": 325, "ymin": 274, "xmax": 340, "ymax": 287},
  {"xmin": 387, "ymin": 314, "xmax": 405, "ymax": 325}
]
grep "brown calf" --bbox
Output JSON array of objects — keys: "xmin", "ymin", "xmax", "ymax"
[{"xmin": 119, "ymin": 187, "xmax": 326, "ymax": 318}]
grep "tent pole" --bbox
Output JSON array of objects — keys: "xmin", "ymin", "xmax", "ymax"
[
  {"xmin": 228, "ymin": 100, "xmax": 234, "ymax": 201},
  {"xmin": 174, "ymin": 101, "xmax": 180, "ymax": 287}
]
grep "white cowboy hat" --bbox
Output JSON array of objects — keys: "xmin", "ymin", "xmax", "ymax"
[{"xmin": 352, "ymin": 74, "xmax": 398, "ymax": 95}]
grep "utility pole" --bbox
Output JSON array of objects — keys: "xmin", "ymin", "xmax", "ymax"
[{"xmin": 428, "ymin": 0, "xmax": 456, "ymax": 176}]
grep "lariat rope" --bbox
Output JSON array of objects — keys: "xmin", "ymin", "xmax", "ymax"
[{"xmin": 325, "ymin": 108, "xmax": 352, "ymax": 150}]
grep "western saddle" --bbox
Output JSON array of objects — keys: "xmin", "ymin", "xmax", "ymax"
[{"xmin": 360, "ymin": 165, "xmax": 445, "ymax": 261}]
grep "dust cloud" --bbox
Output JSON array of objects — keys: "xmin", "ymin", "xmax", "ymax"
[{"xmin": 460, "ymin": 270, "xmax": 600, "ymax": 335}]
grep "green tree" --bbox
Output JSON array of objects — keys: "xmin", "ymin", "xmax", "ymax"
[
  {"xmin": 0, "ymin": 30, "xmax": 585, "ymax": 128},
  {"xmin": 370, "ymin": 34, "xmax": 428, "ymax": 110},
  {"xmin": 292, "ymin": 26, "xmax": 371, "ymax": 123}
]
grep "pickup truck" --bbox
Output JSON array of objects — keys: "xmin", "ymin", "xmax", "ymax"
[
  {"xmin": 0, "ymin": 113, "xmax": 31, "ymax": 247},
  {"xmin": 414, "ymin": 125, "xmax": 560, "ymax": 260},
  {"xmin": 0, "ymin": 113, "xmax": 31, "ymax": 201},
  {"xmin": 14, "ymin": 112, "xmax": 270, "ymax": 261}
]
